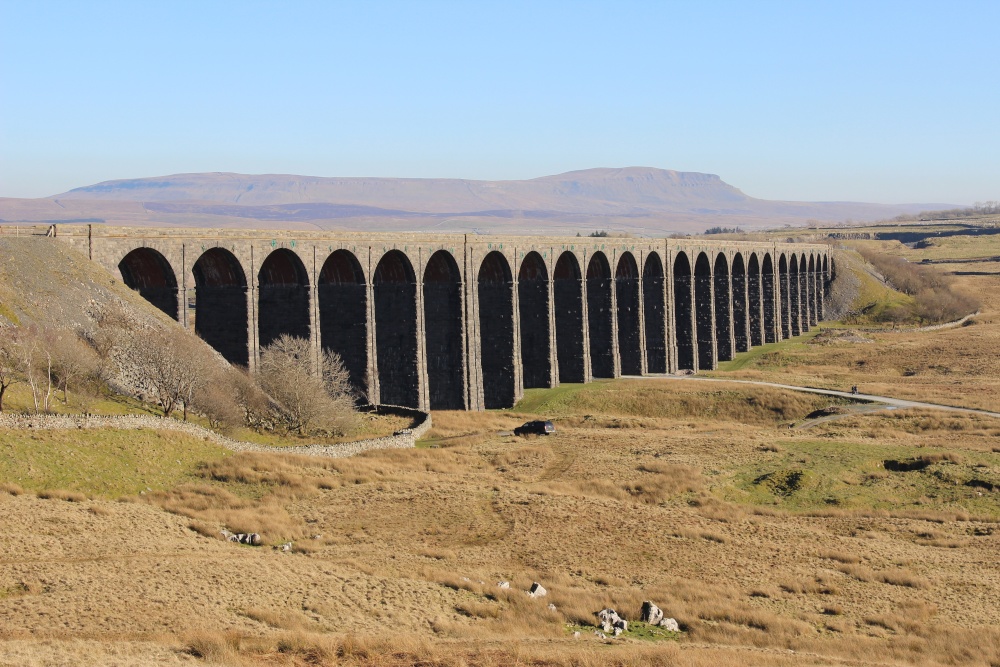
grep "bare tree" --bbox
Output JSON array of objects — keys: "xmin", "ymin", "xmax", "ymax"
[
  {"xmin": 49, "ymin": 331, "xmax": 99, "ymax": 404},
  {"xmin": 131, "ymin": 328, "xmax": 204, "ymax": 418},
  {"xmin": 0, "ymin": 329, "xmax": 21, "ymax": 412},
  {"xmin": 14, "ymin": 327, "xmax": 54, "ymax": 414},
  {"xmin": 258, "ymin": 334, "xmax": 357, "ymax": 436}
]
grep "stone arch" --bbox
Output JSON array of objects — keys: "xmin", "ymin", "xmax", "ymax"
[
  {"xmin": 118, "ymin": 247, "xmax": 178, "ymax": 320},
  {"xmin": 695, "ymin": 252, "xmax": 715, "ymax": 370},
  {"xmin": 258, "ymin": 248, "xmax": 310, "ymax": 350},
  {"xmin": 713, "ymin": 253, "xmax": 733, "ymax": 362},
  {"xmin": 642, "ymin": 253, "xmax": 666, "ymax": 373},
  {"xmin": 478, "ymin": 251, "xmax": 515, "ymax": 409},
  {"xmin": 319, "ymin": 250, "xmax": 368, "ymax": 397},
  {"xmin": 808, "ymin": 254, "xmax": 818, "ymax": 327},
  {"xmin": 778, "ymin": 254, "xmax": 790, "ymax": 339},
  {"xmin": 731, "ymin": 253, "xmax": 749, "ymax": 353},
  {"xmin": 762, "ymin": 253, "xmax": 778, "ymax": 343},
  {"xmin": 747, "ymin": 253, "xmax": 763, "ymax": 347},
  {"xmin": 518, "ymin": 251, "xmax": 551, "ymax": 389},
  {"xmin": 553, "ymin": 252, "xmax": 585, "ymax": 383},
  {"xmin": 673, "ymin": 252, "xmax": 695, "ymax": 371},
  {"xmin": 789, "ymin": 254, "xmax": 801, "ymax": 336},
  {"xmin": 615, "ymin": 252, "xmax": 641, "ymax": 375},
  {"xmin": 192, "ymin": 247, "xmax": 248, "ymax": 366},
  {"xmin": 799, "ymin": 254, "xmax": 810, "ymax": 331},
  {"xmin": 373, "ymin": 250, "xmax": 419, "ymax": 408},
  {"xmin": 423, "ymin": 250, "xmax": 464, "ymax": 410},
  {"xmin": 587, "ymin": 252, "xmax": 615, "ymax": 378}
]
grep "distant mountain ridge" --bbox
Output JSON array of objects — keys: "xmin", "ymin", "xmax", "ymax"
[
  {"xmin": 55, "ymin": 168, "xmax": 753, "ymax": 214},
  {"xmin": 0, "ymin": 167, "xmax": 955, "ymax": 235}
]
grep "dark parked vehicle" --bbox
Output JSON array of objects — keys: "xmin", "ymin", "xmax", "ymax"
[{"xmin": 514, "ymin": 420, "xmax": 555, "ymax": 436}]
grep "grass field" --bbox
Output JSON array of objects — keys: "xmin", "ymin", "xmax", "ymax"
[{"xmin": 3, "ymin": 230, "xmax": 1000, "ymax": 666}]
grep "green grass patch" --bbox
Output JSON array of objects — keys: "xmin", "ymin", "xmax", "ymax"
[
  {"xmin": 566, "ymin": 621, "xmax": 681, "ymax": 641},
  {"xmin": 0, "ymin": 428, "xmax": 230, "ymax": 497},
  {"xmin": 715, "ymin": 329, "xmax": 823, "ymax": 372},
  {"xmin": 0, "ymin": 301, "xmax": 20, "ymax": 325},
  {"xmin": 515, "ymin": 382, "xmax": 596, "ymax": 414},
  {"xmin": 720, "ymin": 439, "xmax": 1000, "ymax": 516},
  {"xmin": 513, "ymin": 379, "xmax": 835, "ymax": 425}
]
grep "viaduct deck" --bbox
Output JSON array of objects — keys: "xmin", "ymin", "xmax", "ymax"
[{"xmin": 51, "ymin": 224, "xmax": 830, "ymax": 411}]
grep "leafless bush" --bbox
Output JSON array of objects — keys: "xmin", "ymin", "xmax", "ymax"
[
  {"xmin": 191, "ymin": 365, "xmax": 246, "ymax": 429},
  {"xmin": 48, "ymin": 330, "xmax": 99, "ymax": 403},
  {"xmin": 129, "ymin": 328, "xmax": 205, "ymax": 418},
  {"xmin": 258, "ymin": 334, "xmax": 357, "ymax": 436}
]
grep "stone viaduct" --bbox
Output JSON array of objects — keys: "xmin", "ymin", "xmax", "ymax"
[{"xmin": 52, "ymin": 225, "xmax": 831, "ymax": 412}]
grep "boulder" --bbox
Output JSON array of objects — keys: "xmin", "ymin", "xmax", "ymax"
[
  {"xmin": 528, "ymin": 582, "xmax": 547, "ymax": 598},
  {"xmin": 547, "ymin": 603, "xmax": 557, "ymax": 612},
  {"xmin": 596, "ymin": 608, "xmax": 624, "ymax": 633},
  {"xmin": 660, "ymin": 617, "xmax": 680, "ymax": 632},
  {"xmin": 497, "ymin": 581, "xmax": 510, "ymax": 589},
  {"xmin": 641, "ymin": 601, "xmax": 663, "ymax": 625},
  {"xmin": 222, "ymin": 531, "xmax": 262, "ymax": 546}
]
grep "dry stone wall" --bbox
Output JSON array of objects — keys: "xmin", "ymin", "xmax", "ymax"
[{"xmin": 0, "ymin": 406, "xmax": 431, "ymax": 459}]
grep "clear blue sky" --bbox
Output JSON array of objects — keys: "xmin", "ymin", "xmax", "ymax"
[{"xmin": 1, "ymin": 0, "xmax": 997, "ymax": 204}]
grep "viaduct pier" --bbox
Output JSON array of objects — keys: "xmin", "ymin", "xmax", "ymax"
[{"xmin": 53, "ymin": 225, "xmax": 831, "ymax": 412}]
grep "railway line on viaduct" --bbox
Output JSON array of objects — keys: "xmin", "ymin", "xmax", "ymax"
[{"xmin": 52, "ymin": 225, "xmax": 831, "ymax": 412}]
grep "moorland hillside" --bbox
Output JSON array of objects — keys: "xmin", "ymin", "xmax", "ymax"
[{"xmin": 0, "ymin": 168, "xmax": 951, "ymax": 234}]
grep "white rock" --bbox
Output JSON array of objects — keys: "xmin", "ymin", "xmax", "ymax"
[
  {"xmin": 573, "ymin": 631, "xmax": 581, "ymax": 639},
  {"xmin": 614, "ymin": 627, "xmax": 623, "ymax": 637},
  {"xmin": 660, "ymin": 617, "xmax": 680, "ymax": 632},
  {"xmin": 497, "ymin": 581, "xmax": 510, "ymax": 589},
  {"xmin": 547, "ymin": 603, "xmax": 557, "ymax": 612},
  {"xmin": 641, "ymin": 601, "xmax": 663, "ymax": 626},
  {"xmin": 528, "ymin": 582, "xmax": 547, "ymax": 598},
  {"xmin": 594, "ymin": 630, "xmax": 606, "ymax": 639}
]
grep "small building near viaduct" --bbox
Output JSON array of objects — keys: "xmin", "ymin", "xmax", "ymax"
[{"xmin": 53, "ymin": 225, "xmax": 831, "ymax": 411}]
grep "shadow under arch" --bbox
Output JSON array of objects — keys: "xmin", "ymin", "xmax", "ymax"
[
  {"xmin": 258, "ymin": 248, "xmax": 310, "ymax": 350},
  {"xmin": 673, "ymin": 252, "xmax": 695, "ymax": 371},
  {"xmin": 118, "ymin": 247, "xmax": 178, "ymax": 320},
  {"xmin": 424, "ymin": 250, "xmax": 465, "ymax": 410},
  {"xmin": 478, "ymin": 251, "xmax": 515, "ymax": 408},
  {"xmin": 762, "ymin": 253, "xmax": 778, "ymax": 343},
  {"xmin": 642, "ymin": 253, "xmax": 666, "ymax": 373},
  {"xmin": 731, "ymin": 252, "xmax": 748, "ymax": 353},
  {"xmin": 518, "ymin": 251, "xmax": 552, "ymax": 388},
  {"xmin": 713, "ymin": 253, "xmax": 733, "ymax": 362},
  {"xmin": 695, "ymin": 252, "xmax": 715, "ymax": 370},
  {"xmin": 192, "ymin": 247, "xmax": 248, "ymax": 366},
  {"xmin": 373, "ymin": 250, "xmax": 419, "ymax": 408},
  {"xmin": 799, "ymin": 254, "xmax": 810, "ymax": 332},
  {"xmin": 747, "ymin": 253, "xmax": 763, "ymax": 347},
  {"xmin": 615, "ymin": 252, "xmax": 641, "ymax": 375},
  {"xmin": 778, "ymin": 254, "xmax": 790, "ymax": 339},
  {"xmin": 553, "ymin": 252, "xmax": 585, "ymax": 383},
  {"xmin": 587, "ymin": 252, "xmax": 614, "ymax": 378},
  {"xmin": 789, "ymin": 254, "xmax": 801, "ymax": 336},
  {"xmin": 319, "ymin": 249, "xmax": 368, "ymax": 398},
  {"xmin": 808, "ymin": 254, "xmax": 818, "ymax": 327}
]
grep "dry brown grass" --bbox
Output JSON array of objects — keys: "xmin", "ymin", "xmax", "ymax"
[{"xmin": 5, "ymin": 373, "xmax": 1000, "ymax": 666}]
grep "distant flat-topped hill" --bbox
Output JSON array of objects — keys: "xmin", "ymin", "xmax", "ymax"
[{"xmin": 0, "ymin": 167, "xmax": 954, "ymax": 235}]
